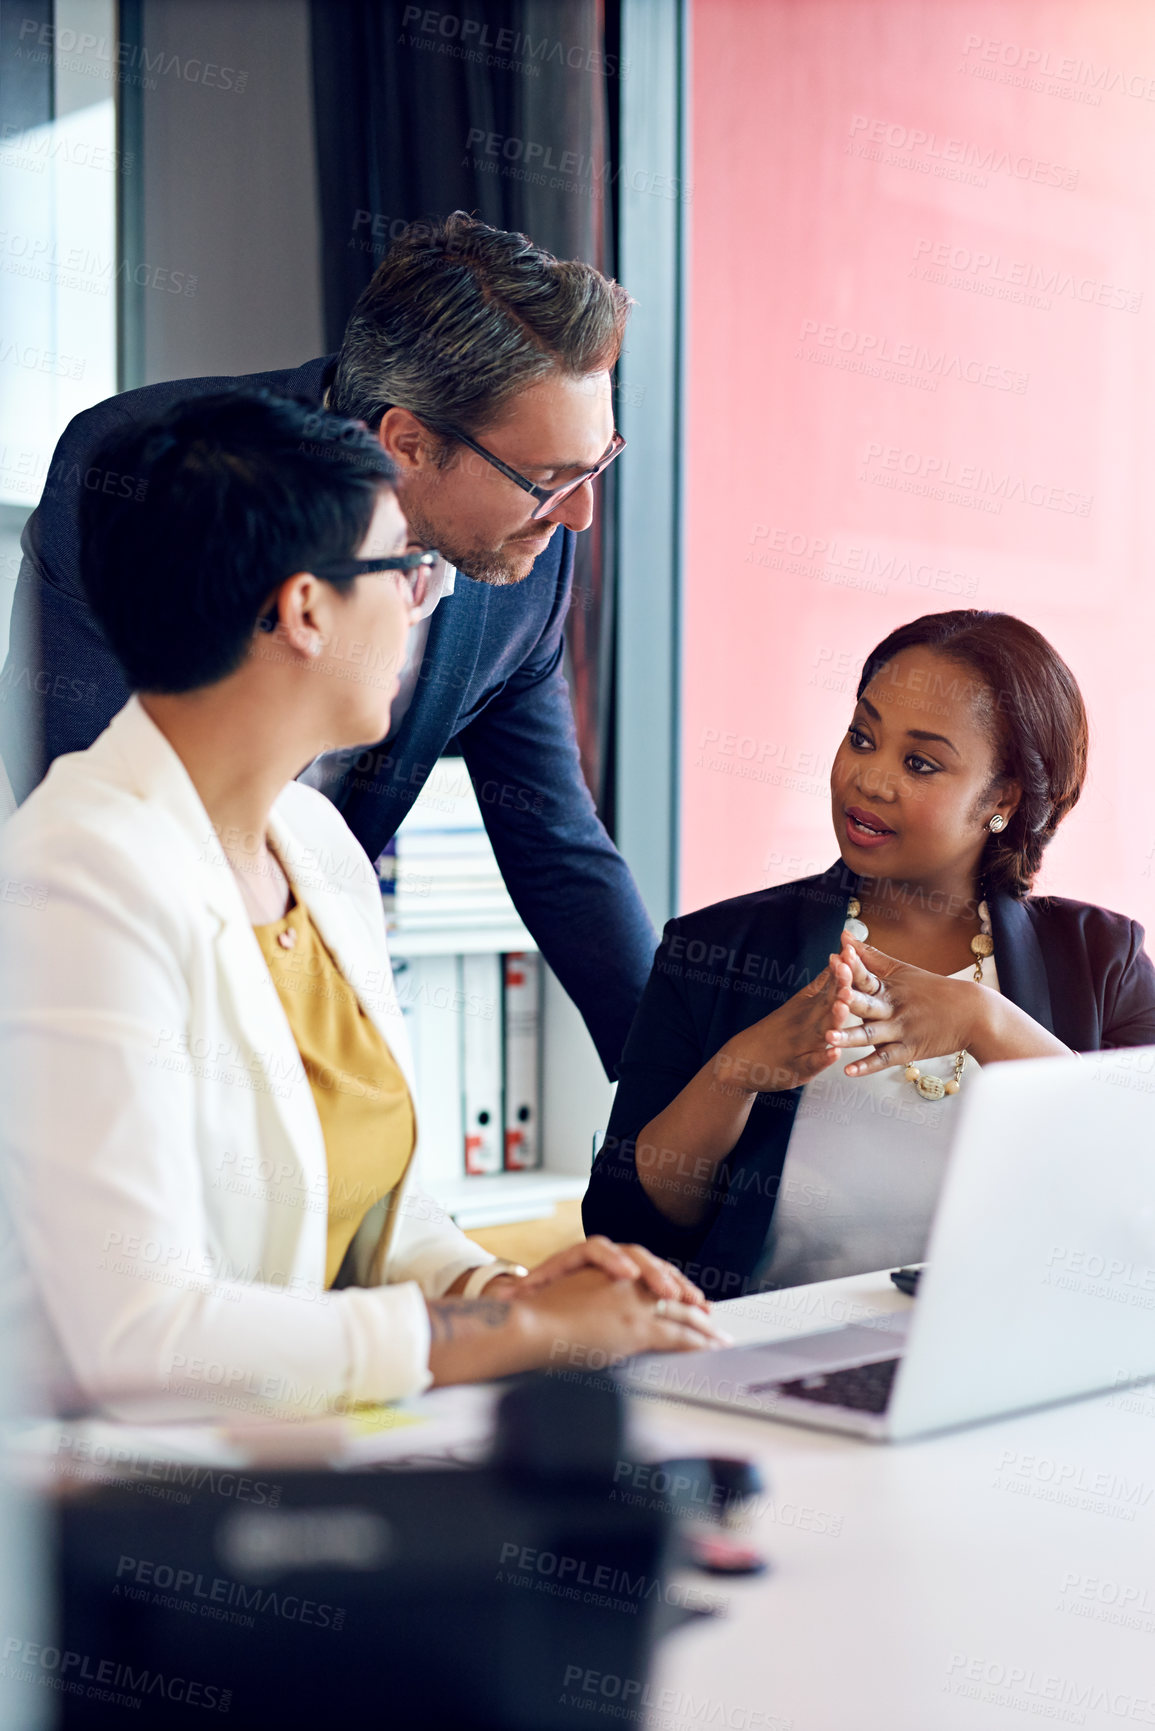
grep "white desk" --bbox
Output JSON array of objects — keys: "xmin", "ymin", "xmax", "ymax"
[
  {"xmin": 16, "ymin": 1273, "xmax": 1155, "ymax": 1731},
  {"xmin": 631, "ymin": 1273, "xmax": 1155, "ymax": 1731}
]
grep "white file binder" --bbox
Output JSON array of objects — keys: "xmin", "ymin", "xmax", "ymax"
[
  {"xmin": 460, "ymin": 951, "xmax": 503, "ymax": 1175},
  {"xmin": 503, "ymin": 952, "xmax": 542, "ymax": 1170},
  {"xmin": 393, "ymin": 954, "xmax": 465, "ymax": 1185}
]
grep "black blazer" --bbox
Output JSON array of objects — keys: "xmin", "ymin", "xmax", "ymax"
[{"xmin": 582, "ymin": 861, "xmax": 1155, "ymax": 1296}]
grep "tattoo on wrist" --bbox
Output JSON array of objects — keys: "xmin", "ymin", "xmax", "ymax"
[{"xmin": 427, "ymin": 1298, "xmax": 511, "ymax": 1343}]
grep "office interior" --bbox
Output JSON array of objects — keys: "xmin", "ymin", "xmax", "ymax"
[{"xmin": 2, "ymin": 1, "xmax": 1154, "ymax": 1727}]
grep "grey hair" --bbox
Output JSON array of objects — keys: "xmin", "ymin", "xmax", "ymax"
[{"xmin": 328, "ymin": 212, "xmax": 632, "ymax": 442}]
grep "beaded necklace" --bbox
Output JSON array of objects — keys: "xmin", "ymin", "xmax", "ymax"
[{"xmin": 844, "ymin": 896, "xmax": 994, "ymax": 1101}]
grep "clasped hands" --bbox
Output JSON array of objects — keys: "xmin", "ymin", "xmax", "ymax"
[
  {"xmin": 471, "ymin": 1237, "xmax": 729, "ymax": 1346},
  {"xmin": 823, "ymin": 933, "xmax": 989, "ymax": 1078},
  {"xmin": 721, "ymin": 931, "xmax": 990, "ymax": 1094}
]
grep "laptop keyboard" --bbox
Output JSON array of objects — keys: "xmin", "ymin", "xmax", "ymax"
[{"xmin": 754, "ymin": 1356, "xmax": 902, "ymax": 1414}]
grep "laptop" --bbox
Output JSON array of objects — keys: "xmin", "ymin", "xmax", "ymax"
[{"xmin": 617, "ymin": 1047, "xmax": 1155, "ymax": 1441}]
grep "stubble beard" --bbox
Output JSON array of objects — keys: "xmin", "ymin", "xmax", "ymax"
[{"xmin": 401, "ymin": 502, "xmax": 534, "ymax": 587}]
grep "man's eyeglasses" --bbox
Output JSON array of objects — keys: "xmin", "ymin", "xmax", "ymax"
[
  {"xmin": 444, "ymin": 425, "xmax": 626, "ymax": 521},
  {"xmin": 256, "ymin": 549, "xmax": 437, "ymax": 634}
]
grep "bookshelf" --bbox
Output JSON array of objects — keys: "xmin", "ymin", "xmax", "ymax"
[
  {"xmin": 423, "ymin": 1170, "xmax": 589, "ymax": 1231},
  {"xmin": 390, "ymin": 925, "xmax": 535, "ymax": 958},
  {"xmin": 385, "ymin": 760, "xmax": 616, "ymax": 1231}
]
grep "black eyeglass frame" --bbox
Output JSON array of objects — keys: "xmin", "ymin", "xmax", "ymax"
[
  {"xmin": 308, "ymin": 551, "xmax": 437, "ymax": 583},
  {"xmin": 443, "ymin": 425, "xmax": 627, "ymax": 521},
  {"xmin": 255, "ymin": 550, "xmax": 437, "ymax": 633}
]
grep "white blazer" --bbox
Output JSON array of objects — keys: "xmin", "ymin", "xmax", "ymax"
[{"xmin": 0, "ymin": 698, "xmax": 495, "ymax": 1418}]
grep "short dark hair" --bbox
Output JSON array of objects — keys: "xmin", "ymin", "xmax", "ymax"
[
  {"xmin": 79, "ymin": 391, "xmax": 396, "ymax": 693},
  {"xmin": 328, "ymin": 211, "xmax": 631, "ymax": 439},
  {"xmin": 857, "ymin": 610, "xmax": 1089, "ymax": 898}
]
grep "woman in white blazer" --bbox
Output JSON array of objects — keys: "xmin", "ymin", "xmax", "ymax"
[{"xmin": 0, "ymin": 392, "xmax": 725, "ymax": 1419}]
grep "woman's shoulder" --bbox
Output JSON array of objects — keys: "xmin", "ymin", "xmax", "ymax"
[
  {"xmin": 667, "ymin": 865, "xmax": 851, "ymax": 944},
  {"xmin": 2, "ymin": 747, "xmax": 175, "ymax": 887},
  {"xmin": 0, "ymin": 754, "xmax": 201, "ymax": 974},
  {"xmin": 1019, "ymin": 891, "xmax": 1148, "ymax": 952},
  {"xmin": 2, "ymin": 699, "xmax": 203, "ymax": 888}
]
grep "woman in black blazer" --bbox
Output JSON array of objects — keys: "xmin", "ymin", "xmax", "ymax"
[{"xmin": 583, "ymin": 611, "xmax": 1155, "ymax": 1297}]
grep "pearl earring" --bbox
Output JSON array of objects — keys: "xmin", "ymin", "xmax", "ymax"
[
  {"xmin": 988, "ymin": 813, "xmax": 1007, "ymax": 833},
  {"xmin": 309, "ymin": 640, "xmax": 322, "ymax": 658}
]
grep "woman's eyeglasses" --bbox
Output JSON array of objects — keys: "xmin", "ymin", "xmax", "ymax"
[
  {"xmin": 256, "ymin": 549, "xmax": 438, "ymax": 634},
  {"xmin": 311, "ymin": 550, "xmax": 438, "ymax": 608}
]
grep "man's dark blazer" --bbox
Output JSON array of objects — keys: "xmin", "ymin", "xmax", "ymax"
[
  {"xmin": 582, "ymin": 861, "xmax": 1155, "ymax": 1294},
  {"xmin": 0, "ymin": 355, "xmax": 656, "ymax": 1074}
]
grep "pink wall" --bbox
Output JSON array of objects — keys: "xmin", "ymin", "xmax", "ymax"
[{"xmin": 683, "ymin": 0, "xmax": 1155, "ymax": 936}]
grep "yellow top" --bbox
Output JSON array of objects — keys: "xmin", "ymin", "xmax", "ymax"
[{"xmin": 253, "ymin": 898, "xmax": 415, "ymax": 1288}]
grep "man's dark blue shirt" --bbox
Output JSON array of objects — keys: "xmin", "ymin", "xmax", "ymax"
[{"xmin": 0, "ymin": 354, "xmax": 656, "ymax": 1075}]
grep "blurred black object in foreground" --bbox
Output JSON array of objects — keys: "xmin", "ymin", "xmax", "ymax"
[{"xmin": 44, "ymin": 1375, "xmax": 682, "ymax": 1729}]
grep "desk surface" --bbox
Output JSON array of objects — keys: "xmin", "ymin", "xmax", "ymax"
[
  {"xmin": 16, "ymin": 1273, "xmax": 1155, "ymax": 1731},
  {"xmin": 634, "ymin": 1273, "xmax": 1155, "ymax": 1731}
]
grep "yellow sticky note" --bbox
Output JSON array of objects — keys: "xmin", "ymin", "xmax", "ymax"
[{"xmin": 346, "ymin": 1405, "xmax": 428, "ymax": 1437}]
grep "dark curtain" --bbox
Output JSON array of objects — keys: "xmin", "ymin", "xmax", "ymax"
[{"xmin": 309, "ymin": 0, "xmax": 622, "ymax": 822}]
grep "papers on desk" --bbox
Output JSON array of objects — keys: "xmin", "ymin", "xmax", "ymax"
[
  {"xmin": 340, "ymin": 1384, "xmax": 500, "ymax": 1468},
  {"xmin": 5, "ymin": 1386, "xmax": 502, "ymax": 1485}
]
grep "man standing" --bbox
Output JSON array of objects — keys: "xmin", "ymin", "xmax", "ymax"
[{"xmin": 0, "ymin": 213, "xmax": 654, "ymax": 1074}]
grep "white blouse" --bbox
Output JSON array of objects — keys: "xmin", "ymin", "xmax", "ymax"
[{"xmin": 754, "ymin": 957, "xmax": 1002, "ymax": 1290}]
